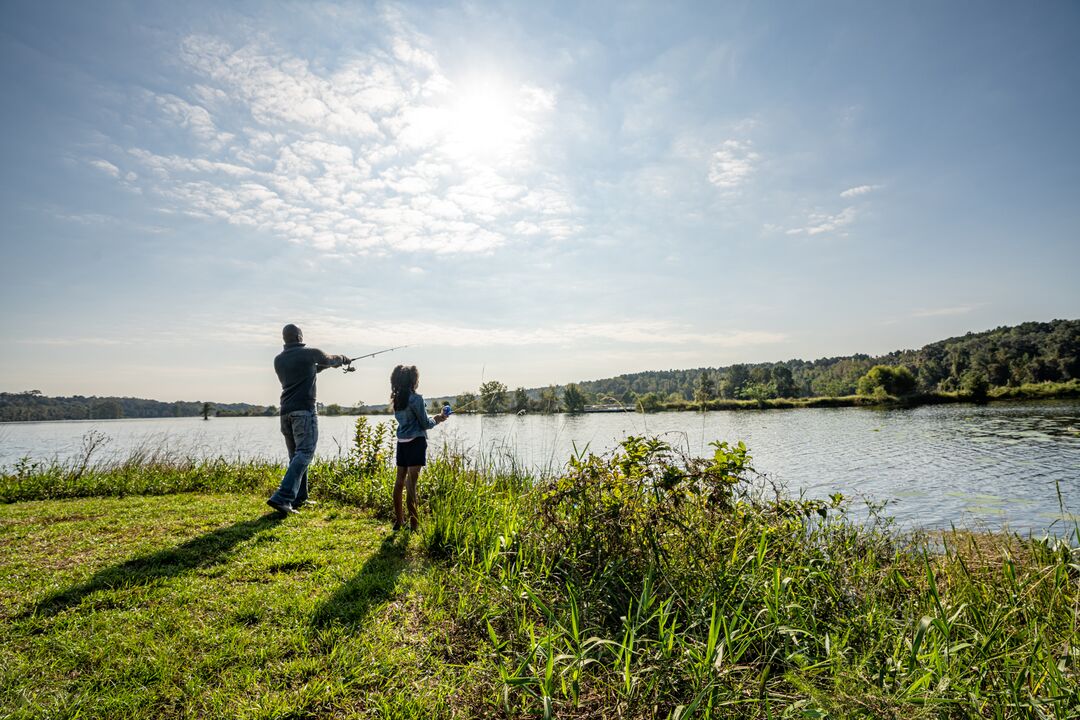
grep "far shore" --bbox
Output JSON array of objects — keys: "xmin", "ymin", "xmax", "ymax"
[
  {"xmin": 2, "ymin": 379, "xmax": 1077, "ymax": 423},
  {"xmin": 653, "ymin": 380, "xmax": 1080, "ymax": 413}
]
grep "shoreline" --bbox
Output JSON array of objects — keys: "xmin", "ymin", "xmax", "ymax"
[
  {"xmin": 662, "ymin": 381, "xmax": 1080, "ymax": 413},
  {"xmin": 4, "ymin": 381, "xmax": 1079, "ymax": 423}
]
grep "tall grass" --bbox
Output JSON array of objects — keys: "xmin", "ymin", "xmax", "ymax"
[
  {"xmin": 988, "ymin": 379, "xmax": 1080, "ymax": 400},
  {"xmin": 304, "ymin": 419, "xmax": 1080, "ymax": 716},
  {"xmin": 0, "ymin": 429, "xmax": 279, "ymax": 503}
]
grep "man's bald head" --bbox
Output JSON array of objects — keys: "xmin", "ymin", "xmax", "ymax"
[{"xmin": 282, "ymin": 324, "xmax": 303, "ymax": 344}]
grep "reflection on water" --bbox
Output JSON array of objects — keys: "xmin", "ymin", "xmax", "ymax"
[{"xmin": 2, "ymin": 401, "xmax": 1078, "ymax": 534}]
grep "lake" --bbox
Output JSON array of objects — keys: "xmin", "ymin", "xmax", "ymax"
[{"xmin": 2, "ymin": 401, "xmax": 1079, "ymax": 534}]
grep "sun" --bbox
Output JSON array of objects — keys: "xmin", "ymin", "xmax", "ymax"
[{"xmin": 444, "ymin": 77, "xmax": 527, "ymax": 162}]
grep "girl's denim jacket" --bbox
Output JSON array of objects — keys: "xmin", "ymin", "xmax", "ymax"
[{"xmin": 394, "ymin": 392, "xmax": 436, "ymax": 440}]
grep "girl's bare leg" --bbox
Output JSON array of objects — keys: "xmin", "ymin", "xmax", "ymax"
[
  {"xmin": 406, "ymin": 466, "xmax": 422, "ymax": 530},
  {"xmin": 393, "ymin": 466, "xmax": 408, "ymax": 527}
]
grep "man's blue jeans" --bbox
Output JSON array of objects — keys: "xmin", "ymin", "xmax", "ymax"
[{"xmin": 270, "ymin": 410, "xmax": 317, "ymax": 507}]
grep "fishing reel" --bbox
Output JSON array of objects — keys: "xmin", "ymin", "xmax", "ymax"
[{"xmin": 336, "ymin": 345, "xmax": 409, "ymax": 374}]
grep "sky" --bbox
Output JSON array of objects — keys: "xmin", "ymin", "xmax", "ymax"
[{"xmin": 1, "ymin": 0, "xmax": 1078, "ymax": 406}]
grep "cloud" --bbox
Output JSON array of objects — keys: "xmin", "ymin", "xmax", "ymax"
[
  {"xmin": 785, "ymin": 207, "xmax": 857, "ymax": 236},
  {"xmin": 840, "ymin": 184, "xmax": 881, "ymax": 198},
  {"xmin": 51, "ymin": 208, "xmax": 169, "ymax": 234},
  {"xmin": 16, "ymin": 337, "xmax": 134, "ymax": 347},
  {"xmin": 911, "ymin": 305, "xmax": 975, "ymax": 318},
  {"xmin": 213, "ymin": 317, "xmax": 786, "ymax": 350},
  {"xmin": 177, "ymin": 35, "xmax": 385, "ymax": 138},
  {"xmin": 88, "ymin": 159, "xmax": 121, "ymax": 177},
  {"xmin": 153, "ymin": 93, "xmax": 235, "ymax": 150},
  {"xmin": 615, "ymin": 71, "xmax": 676, "ymax": 137},
  {"xmin": 97, "ymin": 26, "xmax": 577, "ymax": 256},
  {"xmin": 707, "ymin": 139, "xmax": 758, "ymax": 191}
]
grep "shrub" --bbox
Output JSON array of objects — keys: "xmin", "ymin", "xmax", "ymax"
[
  {"xmin": 960, "ymin": 370, "xmax": 990, "ymax": 401},
  {"xmin": 634, "ymin": 392, "xmax": 663, "ymax": 413},
  {"xmin": 528, "ymin": 437, "xmax": 838, "ymax": 624},
  {"xmin": 856, "ymin": 364, "xmax": 917, "ymax": 397},
  {"xmin": 310, "ymin": 416, "xmax": 397, "ymax": 513}
]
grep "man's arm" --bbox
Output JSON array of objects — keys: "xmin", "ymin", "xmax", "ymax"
[{"xmin": 312, "ymin": 349, "xmax": 349, "ymax": 372}]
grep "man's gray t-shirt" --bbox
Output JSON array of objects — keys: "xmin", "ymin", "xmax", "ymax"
[{"xmin": 274, "ymin": 343, "xmax": 345, "ymax": 414}]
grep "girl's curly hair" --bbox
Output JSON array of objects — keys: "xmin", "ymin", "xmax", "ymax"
[{"xmin": 390, "ymin": 364, "xmax": 419, "ymax": 411}]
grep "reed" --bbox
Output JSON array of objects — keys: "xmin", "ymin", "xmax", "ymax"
[{"xmin": 0, "ymin": 429, "xmax": 279, "ymax": 503}]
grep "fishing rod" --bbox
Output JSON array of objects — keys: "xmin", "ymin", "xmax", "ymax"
[{"xmin": 339, "ymin": 345, "xmax": 409, "ymax": 373}]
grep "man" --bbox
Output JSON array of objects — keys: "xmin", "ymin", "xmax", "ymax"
[{"xmin": 267, "ymin": 324, "xmax": 349, "ymax": 515}]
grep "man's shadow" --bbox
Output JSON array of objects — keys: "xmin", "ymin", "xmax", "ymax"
[
  {"xmin": 19, "ymin": 512, "xmax": 284, "ymax": 619},
  {"xmin": 311, "ymin": 533, "xmax": 410, "ymax": 630}
]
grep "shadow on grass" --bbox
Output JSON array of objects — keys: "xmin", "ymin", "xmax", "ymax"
[
  {"xmin": 20, "ymin": 512, "xmax": 284, "ymax": 618},
  {"xmin": 311, "ymin": 532, "xmax": 410, "ymax": 629}
]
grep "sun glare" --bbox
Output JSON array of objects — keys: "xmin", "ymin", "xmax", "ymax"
[{"xmin": 445, "ymin": 78, "xmax": 525, "ymax": 161}]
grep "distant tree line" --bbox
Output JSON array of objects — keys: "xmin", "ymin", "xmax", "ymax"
[
  {"xmin": 571, "ymin": 319, "xmax": 1078, "ymax": 407},
  {"xmin": 5, "ymin": 320, "xmax": 1076, "ymax": 421},
  {"xmin": 0, "ymin": 391, "xmax": 396, "ymax": 422},
  {"xmin": 448, "ymin": 381, "xmax": 591, "ymax": 415},
  {"xmin": 443, "ymin": 319, "xmax": 1079, "ymax": 413},
  {"xmin": 0, "ymin": 391, "xmax": 276, "ymax": 422},
  {"xmin": 319, "ymin": 402, "xmax": 383, "ymax": 416}
]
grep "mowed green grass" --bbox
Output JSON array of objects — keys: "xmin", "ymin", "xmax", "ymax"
[{"xmin": 0, "ymin": 494, "xmax": 479, "ymax": 720}]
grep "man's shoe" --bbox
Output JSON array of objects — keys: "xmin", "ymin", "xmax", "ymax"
[
  {"xmin": 392, "ymin": 521, "xmax": 402, "ymax": 532},
  {"xmin": 267, "ymin": 499, "xmax": 298, "ymax": 515}
]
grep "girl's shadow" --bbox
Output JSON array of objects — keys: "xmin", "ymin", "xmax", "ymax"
[{"xmin": 311, "ymin": 532, "xmax": 410, "ymax": 629}]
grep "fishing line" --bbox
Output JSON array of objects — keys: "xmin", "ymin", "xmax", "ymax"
[{"xmin": 337, "ymin": 345, "xmax": 409, "ymax": 373}]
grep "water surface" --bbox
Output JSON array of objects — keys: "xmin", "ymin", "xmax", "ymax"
[{"xmin": 2, "ymin": 401, "xmax": 1078, "ymax": 533}]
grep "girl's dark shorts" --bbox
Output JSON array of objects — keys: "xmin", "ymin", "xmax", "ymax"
[{"xmin": 396, "ymin": 437, "xmax": 427, "ymax": 467}]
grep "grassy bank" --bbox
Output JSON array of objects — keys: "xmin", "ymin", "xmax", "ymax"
[
  {"xmin": 2, "ymin": 424, "xmax": 1078, "ymax": 718},
  {"xmin": 658, "ymin": 379, "xmax": 1080, "ymax": 412},
  {"xmin": 0, "ymin": 494, "xmax": 455, "ymax": 719},
  {"xmin": 1, "ymin": 435, "xmax": 280, "ymax": 504}
]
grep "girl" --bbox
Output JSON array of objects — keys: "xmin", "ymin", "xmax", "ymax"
[{"xmin": 390, "ymin": 364, "xmax": 447, "ymax": 531}]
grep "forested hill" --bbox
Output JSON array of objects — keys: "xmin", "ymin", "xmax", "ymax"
[
  {"xmin": 0, "ymin": 394, "xmax": 271, "ymax": 422},
  {"xmin": 565, "ymin": 319, "xmax": 1080, "ymax": 403}
]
